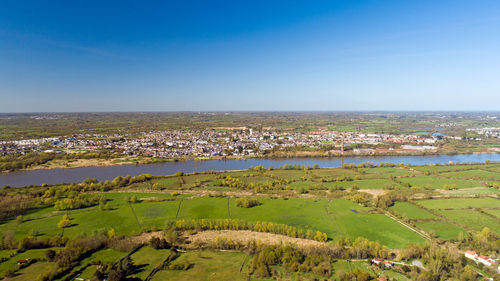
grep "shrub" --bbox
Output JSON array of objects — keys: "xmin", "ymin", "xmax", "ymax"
[{"xmin": 235, "ymin": 198, "xmax": 261, "ymax": 208}]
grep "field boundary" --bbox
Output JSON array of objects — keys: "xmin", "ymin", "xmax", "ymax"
[
  {"xmin": 144, "ymin": 249, "xmax": 179, "ymax": 281},
  {"xmin": 239, "ymin": 255, "xmax": 247, "ymax": 272},
  {"xmin": 383, "ymin": 211, "xmax": 430, "ymax": 240},
  {"xmin": 175, "ymin": 199, "xmax": 183, "ymax": 219},
  {"xmin": 128, "ymin": 203, "xmax": 142, "ymax": 229},
  {"xmin": 323, "ymin": 201, "xmax": 344, "ymax": 236}
]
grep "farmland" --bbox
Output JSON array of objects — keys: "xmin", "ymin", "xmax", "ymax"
[
  {"xmin": 2, "ymin": 112, "xmax": 499, "ymax": 141},
  {"xmin": 414, "ymin": 221, "xmax": 466, "ymax": 240},
  {"xmin": 0, "ymin": 194, "xmax": 424, "ymax": 248},
  {"xmin": 437, "ymin": 210, "xmax": 500, "ymax": 234},
  {"xmin": 389, "ymin": 196, "xmax": 499, "ymax": 240},
  {"xmin": 0, "ymin": 162, "xmax": 499, "ymax": 280},
  {"xmin": 331, "ymin": 260, "xmax": 411, "ymax": 281},
  {"xmin": 152, "ymin": 250, "xmax": 254, "ymax": 281},
  {"xmin": 417, "ymin": 197, "xmax": 500, "ymax": 210},
  {"xmin": 389, "ymin": 202, "xmax": 436, "ymax": 220}
]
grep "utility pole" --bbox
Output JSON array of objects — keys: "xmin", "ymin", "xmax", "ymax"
[{"xmin": 341, "ymin": 134, "xmax": 344, "ymax": 155}]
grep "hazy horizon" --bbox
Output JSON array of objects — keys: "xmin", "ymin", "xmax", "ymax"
[{"xmin": 0, "ymin": 110, "xmax": 500, "ymax": 115}]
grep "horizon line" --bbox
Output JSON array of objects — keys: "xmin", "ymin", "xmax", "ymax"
[{"xmin": 1, "ymin": 110, "xmax": 500, "ymax": 114}]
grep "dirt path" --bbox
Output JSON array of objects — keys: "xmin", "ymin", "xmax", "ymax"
[
  {"xmin": 186, "ymin": 230, "xmax": 325, "ymax": 250},
  {"xmin": 121, "ymin": 188, "xmax": 256, "ymax": 198},
  {"xmin": 132, "ymin": 231, "xmax": 165, "ymax": 244},
  {"xmin": 359, "ymin": 189, "xmax": 385, "ymax": 197},
  {"xmin": 384, "ymin": 212, "xmax": 430, "ymax": 241},
  {"xmin": 131, "ymin": 230, "xmax": 326, "ymax": 250}
]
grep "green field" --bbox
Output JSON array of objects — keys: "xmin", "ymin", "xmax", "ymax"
[
  {"xmin": 417, "ymin": 198, "xmax": 500, "ymax": 210},
  {"xmin": 0, "ymin": 193, "xmax": 184, "ymax": 239},
  {"xmin": 233, "ymin": 197, "xmax": 423, "ymax": 248},
  {"xmin": 415, "ymin": 221, "xmax": 466, "ymax": 240},
  {"xmin": 484, "ymin": 209, "xmax": 500, "ymax": 219},
  {"xmin": 129, "ymin": 246, "xmax": 173, "ymax": 280},
  {"xmin": 411, "ymin": 164, "xmax": 486, "ymax": 174},
  {"xmin": 399, "ymin": 176, "xmax": 484, "ymax": 189},
  {"xmin": 152, "ymin": 250, "xmax": 261, "ymax": 281},
  {"xmin": 2, "ymin": 163, "xmax": 500, "ymax": 280},
  {"xmin": 440, "ymin": 169, "xmax": 500, "ymax": 180},
  {"xmin": 0, "ymin": 193, "xmax": 425, "ymax": 248},
  {"xmin": 9, "ymin": 261, "xmax": 58, "ymax": 281},
  {"xmin": 439, "ymin": 187, "xmax": 500, "ymax": 196},
  {"xmin": 0, "ymin": 248, "xmax": 60, "ymax": 279},
  {"xmin": 78, "ymin": 248, "xmax": 128, "ymax": 279},
  {"xmin": 332, "ymin": 260, "xmax": 410, "ymax": 281},
  {"xmin": 412, "ymin": 197, "xmax": 500, "ymax": 238},
  {"xmin": 437, "ymin": 210, "xmax": 500, "ymax": 233},
  {"xmin": 360, "ymin": 167, "xmax": 414, "ymax": 178},
  {"xmin": 178, "ymin": 197, "xmax": 230, "ymax": 220},
  {"xmin": 390, "ymin": 202, "xmax": 437, "ymax": 220},
  {"xmin": 332, "ymin": 179, "xmax": 399, "ymax": 189}
]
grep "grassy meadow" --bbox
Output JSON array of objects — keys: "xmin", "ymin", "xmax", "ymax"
[
  {"xmin": 1, "ymin": 193, "xmax": 425, "ymax": 248},
  {"xmin": 1, "ymin": 162, "xmax": 499, "ymax": 280}
]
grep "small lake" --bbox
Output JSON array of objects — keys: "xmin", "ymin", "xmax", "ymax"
[{"xmin": 2, "ymin": 153, "xmax": 500, "ymax": 187}]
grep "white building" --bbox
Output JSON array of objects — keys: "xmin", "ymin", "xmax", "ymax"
[
  {"xmin": 465, "ymin": 251, "xmax": 478, "ymax": 261},
  {"xmin": 478, "ymin": 256, "xmax": 495, "ymax": 267},
  {"xmin": 465, "ymin": 251, "xmax": 496, "ymax": 267}
]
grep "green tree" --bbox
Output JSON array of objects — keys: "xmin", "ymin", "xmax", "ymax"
[
  {"xmin": 57, "ymin": 214, "xmax": 71, "ymax": 229},
  {"xmin": 108, "ymin": 228, "xmax": 116, "ymax": 238},
  {"xmin": 15, "ymin": 215, "xmax": 23, "ymax": 224}
]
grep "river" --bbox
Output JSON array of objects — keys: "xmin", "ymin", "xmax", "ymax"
[{"xmin": 2, "ymin": 153, "xmax": 500, "ymax": 187}]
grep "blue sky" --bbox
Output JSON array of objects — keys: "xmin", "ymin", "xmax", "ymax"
[{"xmin": 1, "ymin": 0, "xmax": 500, "ymax": 112}]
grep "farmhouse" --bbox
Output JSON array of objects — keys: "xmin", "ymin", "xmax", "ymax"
[
  {"xmin": 464, "ymin": 251, "xmax": 496, "ymax": 267},
  {"xmin": 17, "ymin": 257, "xmax": 30, "ymax": 265},
  {"xmin": 371, "ymin": 258, "xmax": 394, "ymax": 268},
  {"xmin": 478, "ymin": 255, "xmax": 495, "ymax": 267},
  {"xmin": 383, "ymin": 260, "xmax": 394, "ymax": 267},
  {"xmin": 377, "ymin": 277, "xmax": 387, "ymax": 281},
  {"xmin": 464, "ymin": 250, "xmax": 478, "ymax": 262}
]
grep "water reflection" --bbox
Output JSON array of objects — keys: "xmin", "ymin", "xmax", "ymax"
[{"xmin": 1, "ymin": 153, "xmax": 500, "ymax": 187}]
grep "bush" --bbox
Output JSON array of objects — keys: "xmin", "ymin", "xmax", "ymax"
[
  {"xmin": 150, "ymin": 237, "xmax": 169, "ymax": 249},
  {"xmin": 45, "ymin": 249, "xmax": 56, "ymax": 261},
  {"xmin": 236, "ymin": 198, "xmax": 261, "ymax": 208}
]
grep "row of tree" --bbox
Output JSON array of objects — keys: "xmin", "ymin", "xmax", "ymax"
[
  {"xmin": 172, "ymin": 219, "xmax": 328, "ymax": 242},
  {"xmin": 0, "ymin": 150, "xmax": 116, "ymax": 172}
]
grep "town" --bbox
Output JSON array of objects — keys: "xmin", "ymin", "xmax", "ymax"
[
  {"xmin": 0, "ymin": 128, "xmax": 452, "ymax": 159},
  {"xmin": 3, "ymin": 0, "xmax": 500, "ymax": 279}
]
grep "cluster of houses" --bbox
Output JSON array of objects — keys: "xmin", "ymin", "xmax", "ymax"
[
  {"xmin": 1, "ymin": 127, "xmax": 446, "ymax": 158},
  {"xmin": 467, "ymin": 127, "xmax": 500, "ymax": 138},
  {"xmin": 464, "ymin": 250, "xmax": 497, "ymax": 269},
  {"xmin": 371, "ymin": 258, "xmax": 394, "ymax": 268},
  {"xmin": 371, "ymin": 259, "xmax": 395, "ymax": 281}
]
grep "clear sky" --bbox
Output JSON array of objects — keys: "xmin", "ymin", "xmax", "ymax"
[{"xmin": 1, "ymin": 0, "xmax": 500, "ymax": 112}]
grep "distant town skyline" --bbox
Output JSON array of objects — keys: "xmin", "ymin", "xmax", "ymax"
[{"xmin": 1, "ymin": 0, "xmax": 500, "ymax": 112}]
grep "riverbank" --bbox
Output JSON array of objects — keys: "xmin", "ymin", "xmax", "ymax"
[
  {"xmin": 4, "ymin": 153, "xmax": 500, "ymax": 187},
  {"xmin": 0, "ymin": 156, "xmax": 182, "ymax": 173},
  {"xmin": 6, "ymin": 149, "xmax": 500, "ymax": 174}
]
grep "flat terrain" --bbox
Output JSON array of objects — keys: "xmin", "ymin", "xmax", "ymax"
[
  {"xmin": 414, "ymin": 221, "xmax": 466, "ymax": 240},
  {"xmin": 1, "ymin": 163, "xmax": 500, "ymax": 280},
  {"xmin": 0, "ymin": 193, "xmax": 424, "ymax": 248},
  {"xmin": 417, "ymin": 198, "xmax": 499, "ymax": 210},
  {"xmin": 332, "ymin": 260, "xmax": 410, "ymax": 281},
  {"xmin": 390, "ymin": 202, "xmax": 436, "ymax": 220},
  {"xmin": 152, "ymin": 250, "xmax": 261, "ymax": 281}
]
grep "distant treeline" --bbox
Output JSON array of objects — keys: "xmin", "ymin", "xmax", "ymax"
[
  {"xmin": 0, "ymin": 111, "xmax": 492, "ymax": 141},
  {"xmin": 0, "ymin": 151, "xmax": 116, "ymax": 172}
]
